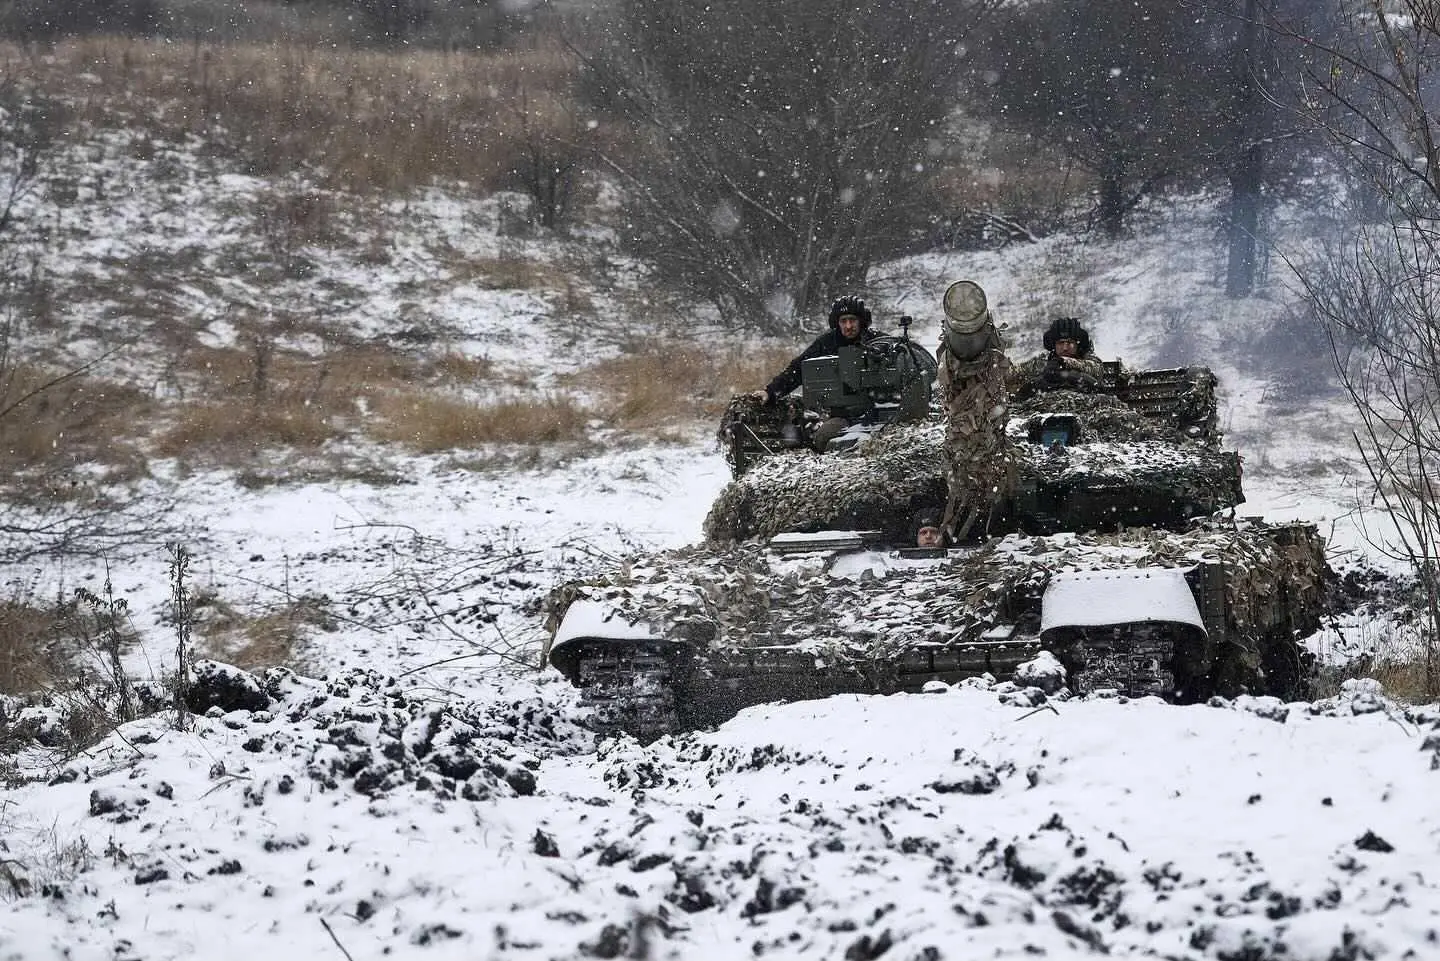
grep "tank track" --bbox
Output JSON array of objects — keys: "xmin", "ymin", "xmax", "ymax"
[
  {"xmin": 1064, "ymin": 630, "xmax": 1179, "ymax": 697},
  {"xmin": 571, "ymin": 630, "xmax": 1180, "ymax": 742},
  {"xmin": 574, "ymin": 647, "xmax": 680, "ymax": 741}
]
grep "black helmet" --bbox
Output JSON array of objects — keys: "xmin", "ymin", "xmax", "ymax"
[
  {"xmin": 911, "ymin": 509, "xmax": 942, "ymax": 535},
  {"xmin": 828, "ymin": 296, "xmax": 873, "ymax": 332},
  {"xmin": 1042, "ymin": 316, "xmax": 1092, "ymax": 356},
  {"xmin": 910, "ymin": 508, "xmax": 946, "ymax": 546}
]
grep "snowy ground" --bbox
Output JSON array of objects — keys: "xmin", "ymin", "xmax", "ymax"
[{"xmin": 4, "ymin": 123, "xmax": 1438, "ymax": 958}]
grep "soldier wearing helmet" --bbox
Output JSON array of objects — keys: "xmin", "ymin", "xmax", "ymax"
[
  {"xmin": 1009, "ymin": 316, "xmax": 1106, "ymax": 396},
  {"xmin": 752, "ymin": 296, "xmax": 882, "ymax": 450}
]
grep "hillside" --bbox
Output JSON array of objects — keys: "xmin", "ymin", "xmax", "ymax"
[{"xmin": 1, "ymin": 37, "xmax": 1437, "ymax": 961}]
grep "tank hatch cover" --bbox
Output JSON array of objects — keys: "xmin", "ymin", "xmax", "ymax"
[
  {"xmin": 1041, "ymin": 567, "xmax": 1205, "ymax": 635},
  {"xmin": 768, "ymin": 530, "xmax": 880, "ymax": 553}
]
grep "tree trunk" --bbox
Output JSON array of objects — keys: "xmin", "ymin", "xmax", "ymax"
[
  {"xmin": 1226, "ymin": 0, "xmax": 1263, "ymax": 298},
  {"xmin": 1097, "ymin": 165, "xmax": 1127, "ymax": 237},
  {"xmin": 1226, "ymin": 143, "xmax": 1263, "ymax": 297}
]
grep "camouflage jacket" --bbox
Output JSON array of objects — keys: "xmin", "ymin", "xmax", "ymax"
[{"xmin": 1008, "ymin": 351, "xmax": 1106, "ymax": 395}]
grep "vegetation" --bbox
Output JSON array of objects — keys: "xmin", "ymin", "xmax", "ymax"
[
  {"xmin": 571, "ymin": 0, "xmax": 1000, "ymax": 331},
  {"xmin": 0, "ymin": 1, "xmax": 1434, "ymax": 706},
  {"xmin": 1284, "ymin": 0, "xmax": 1440, "ymax": 700}
]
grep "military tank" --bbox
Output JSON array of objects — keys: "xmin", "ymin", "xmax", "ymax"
[{"xmin": 542, "ymin": 283, "xmax": 1333, "ymax": 738}]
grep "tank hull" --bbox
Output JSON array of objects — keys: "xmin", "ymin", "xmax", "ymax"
[{"xmin": 545, "ymin": 521, "xmax": 1331, "ymax": 738}]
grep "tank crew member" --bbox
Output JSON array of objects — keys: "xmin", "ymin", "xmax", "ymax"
[
  {"xmin": 911, "ymin": 509, "xmax": 946, "ymax": 548},
  {"xmin": 1009, "ymin": 316, "xmax": 1106, "ymax": 395},
  {"xmin": 752, "ymin": 295, "xmax": 881, "ymax": 451}
]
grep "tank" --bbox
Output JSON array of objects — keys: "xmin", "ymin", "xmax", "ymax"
[{"xmin": 543, "ymin": 283, "xmax": 1333, "ymax": 739}]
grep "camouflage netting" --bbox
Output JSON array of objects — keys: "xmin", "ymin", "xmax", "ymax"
[
  {"xmin": 1009, "ymin": 390, "xmax": 1183, "ymax": 443},
  {"xmin": 716, "ymin": 393, "xmax": 810, "ymax": 475},
  {"xmin": 703, "ymin": 420, "xmax": 948, "ymax": 543},
  {"xmin": 1008, "ymin": 383, "xmax": 1221, "ymax": 443},
  {"xmin": 703, "ymin": 412, "xmax": 1242, "ymax": 543},
  {"xmin": 1021, "ymin": 439, "xmax": 1242, "ymax": 500},
  {"xmin": 1009, "ymin": 353, "xmax": 1107, "ymax": 394},
  {"xmin": 544, "ymin": 519, "xmax": 1331, "ymax": 697},
  {"xmin": 938, "ymin": 343, "xmax": 1013, "ymax": 540}
]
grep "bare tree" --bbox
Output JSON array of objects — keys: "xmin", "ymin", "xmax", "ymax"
[
  {"xmin": 1280, "ymin": 0, "xmax": 1440, "ymax": 693},
  {"xmin": 970, "ymin": 0, "xmax": 1236, "ymax": 237},
  {"xmin": 571, "ymin": 0, "xmax": 998, "ymax": 332},
  {"xmin": 1216, "ymin": 0, "xmax": 1343, "ymax": 296},
  {"xmin": 502, "ymin": 85, "xmax": 593, "ymax": 231}
]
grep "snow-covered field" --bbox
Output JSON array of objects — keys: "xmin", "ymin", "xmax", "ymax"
[{"xmin": 3, "ymin": 119, "xmax": 1437, "ymax": 960}]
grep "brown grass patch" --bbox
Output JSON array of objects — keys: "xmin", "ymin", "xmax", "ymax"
[
  {"xmin": 424, "ymin": 353, "xmax": 496, "ymax": 385},
  {"xmin": 0, "ymin": 600, "xmax": 62, "ymax": 694},
  {"xmin": 441, "ymin": 253, "xmax": 577, "ymax": 292},
  {"xmin": 9, "ymin": 35, "xmax": 604, "ymax": 195},
  {"xmin": 564, "ymin": 342, "xmax": 793, "ymax": 429},
  {"xmin": 366, "ymin": 391, "xmax": 592, "ymax": 452},
  {"xmin": 1352, "ymin": 654, "xmax": 1440, "ymax": 705},
  {"xmin": 0, "ymin": 365, "xmax": 152, "ymax": 476},
  {"xmin": 154, "ymin": 399, "xmax": 338, "ymax": 459},
  {"xmin": 175, "ymin": 341, "xmax": 492, "ymax": 402},
  {"xmin": 149, "ymin": 338, "xmax": 557, "ymax": 463},
  {"xmin": 195, "ymin": 593, "xmax": 332, "ymax": 672}
]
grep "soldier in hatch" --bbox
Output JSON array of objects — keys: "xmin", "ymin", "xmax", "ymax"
[
  {"xmin": 911, "ymin": 509, "xmax": 946, "ymax": 548},
  {"xmin": 1009, "ymin": 316, "xmax": 1106, "ymax": 397},
  {"xmin": 753, "ymin": 295, "xmax": 881, "ymax": 452}
]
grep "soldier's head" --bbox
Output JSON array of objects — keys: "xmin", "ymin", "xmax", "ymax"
[
  {"xmin": 912, "ymin": 509, "xmax": 945, "ymax": 548},
  {"xmin": 829, "ymin": 296, "xmax": 872, "ymax": 342},
  {"xmin": 1043, "ymin": 317, "xmax": 1092, "ymax": 358}
]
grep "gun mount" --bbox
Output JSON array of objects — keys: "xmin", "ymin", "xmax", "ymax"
[{"xmin": 720, "ymin": 327, "xmax": 938, "ymax": 475}]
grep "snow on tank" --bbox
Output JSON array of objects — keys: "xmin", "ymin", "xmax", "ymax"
[
  {"xmin": 1041, "ymin": 567, "xmax": 1206, "ymax": 635},
  {"xmin": 551, "ymin": 599, "xmax": 664, "ymax": 646}
]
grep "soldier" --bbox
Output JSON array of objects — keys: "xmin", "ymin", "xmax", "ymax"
[
  {"xmin": 1009, "ymin": 316, "xmax": 1106, "ymax": 396},
  {"xmin": 912, "ymin": 510, "xmax": 946, "ymax": 548},
  {"xmin": 752, "ymin": 296, "xmax": 881, "ymax": 451}
]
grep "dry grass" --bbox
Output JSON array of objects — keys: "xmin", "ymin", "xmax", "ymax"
[
  {"xmin": 1311, "ymin": 616, "xmax": 1440, "ymax": 705},
  {"xmin": 7, "ymin": 332, "xmax": 801, "ymax": 471},
  {"xmin": 151, "ymin": 341, "xmax": 514, "ymax": 462},
  {"xmin": 0, "ymin": 600, "xmax": 61, "ymax": 695},
  {"xmin": 446, "ymin": 253, "xmax": 579, "ymax": 292},
  {"xmin": 1364, "ymin": 656, "xmax": 1440, "ymax": 704},
  {"xmin": 195, "ymin": 593, "xmax": 331, "ymax": 673},
  {"xmin": 8, "ymin": 35, "xmax": 603, "ymax": 194},
  {"xmin": 563, "ymin": 342, "xmax": 793, "ymax": 429},
  {"xmin": 55, "ymin": 332, "xmax": 788, "ymax": 466},
  {"xmin": 154, "ymin": 399, "xmax": 339, "ymax": 459},
  {"xmin": 1315, "ymin": 651, "xmax": 1440, "ymax": 706},
  {"xmin": 0, "ymin": 365, "xmax": 152, "ymax": 478},
  {"xmin": 367, "ymin": 392, "xmax": 593, "ymax": 452}
]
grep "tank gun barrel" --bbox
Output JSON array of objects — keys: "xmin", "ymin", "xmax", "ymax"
[{"xmin": 941, "ymin": 280, "xmax": 1001, "ymax": 361}]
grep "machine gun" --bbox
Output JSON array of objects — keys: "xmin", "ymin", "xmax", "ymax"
[
  {"xmin": 718, "ymin": 315, "xmax": 938, "ymax": 476},
  {"xmin": 799, "ymin": 315, "xmax": 937, "ymax": 426}
]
